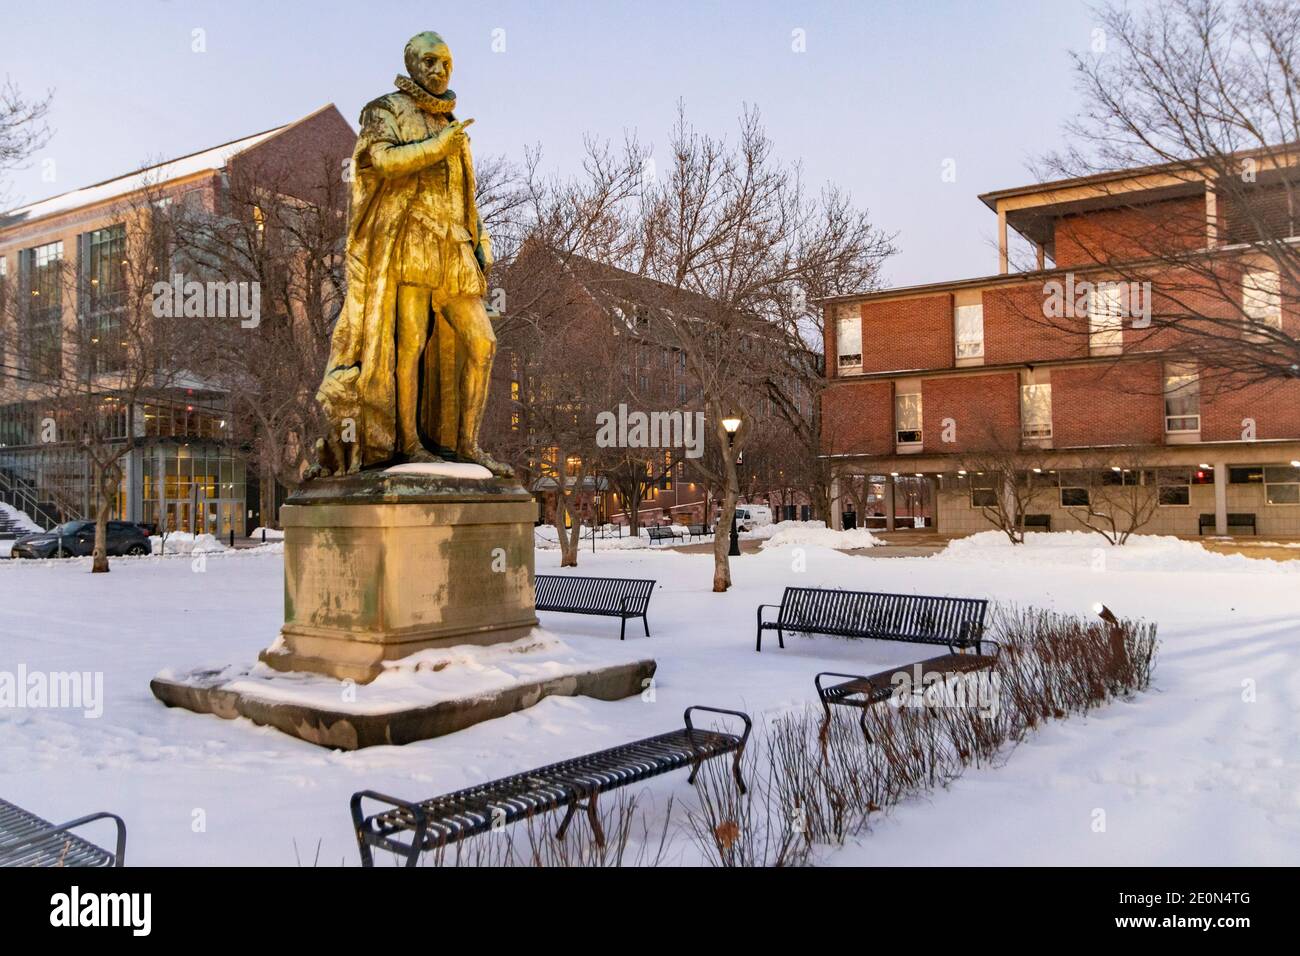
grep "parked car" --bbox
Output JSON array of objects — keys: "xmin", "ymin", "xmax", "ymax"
[{"xmin": 11, "ymin": 520, "xmax": 151, "ymax": 559}]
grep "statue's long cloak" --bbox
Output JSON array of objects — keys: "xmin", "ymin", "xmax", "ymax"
[{"xmin": 323, "ymin": 86, "xmax": 488, "ymax": 466}]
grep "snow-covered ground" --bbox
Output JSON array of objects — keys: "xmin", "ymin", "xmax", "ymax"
[{"xmin": 0, "ymin": 533, "xmax": 1296, "ymax": 865}]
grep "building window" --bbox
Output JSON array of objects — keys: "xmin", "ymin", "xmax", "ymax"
[
  {"xmin": 1264, "ymin": 464, "xmax": 1300, "ymax": 504},
  {"xmin": 894, "ymin": 392, "xmax": 921, "ymax": 444},
  {"xmin": 1020, "ymin": 383, "xmax": 1052, "ymax": 439},
  {"xmin": 677, "ymin": 383, "xmax": 687, "ymax": 404},
  {"xmin": 81, "ymin": 224, "xmax": 127, "ymax": 373},
  {"xmin": 970, "ymin": 474, "xmax": 997, "ymax": 508},
  {"xmin": 1059, "ymin": 471, "xmax": 1090, "ymax": 507},
  {"xmin": 21, "ymin": 240, "xmax": 64, "ymax": 379},
  {"xmin": 1243, "ymin": 269, "xmax": 1281, "ymax": 329},
  {"xmin": 954, "ymin": 304, "xmax": 984, "ymax": 361},
  {"xmin": 836, "ymin": 311, "xmax": 862, "ymax": 371},
  {"xmin": 1163, "ymin": 364, "xmax": 1200, "ymax": 433},
  {"xmin": 1157, "ymin": 468, "xmax": 1191, "ymax": 506},
  {"xmin": 1087, "ymin": 283, "xmax": 1124, "ymax": 355}
]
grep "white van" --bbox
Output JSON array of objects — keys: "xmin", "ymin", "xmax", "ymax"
[{"xmin": 732, "ymin": 505, "xmax": 772, "ymax": 531}]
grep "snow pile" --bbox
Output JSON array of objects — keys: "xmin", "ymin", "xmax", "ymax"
[
  {"xmin": 151, "ymin": 532, "xmax": 229, "ymax": 555},
  {"xmin": 248, "ymin": 527, "xmax": 284, "ymax": 541},
  {"xmin": 759, "ymin": 525, "xmax": 882, "ymax": 551},
  {"xmin": 740, "ymin": 519, "xmax": 825, "ymax": 541},
  {"xmin": 940, "ymin": 530, "xmax": 1300, "ymax": 574},
  {"xmin": 213, "ymin": 630, "xmax": 649, "ymax": 715},
  {"xmin": 0, "ymin": 503, "xmax": 43, "ymax": 534}
]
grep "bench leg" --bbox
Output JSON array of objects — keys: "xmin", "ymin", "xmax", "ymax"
[
  {"xmin": 586, "ymin": 794, "xmax": 605, "ymax": 848},
  {"xmin": 731, "ymin": 750, "xmax": 747, "ymax": 795},
  {"xmin": 642, "ymin": 614, "xmax": 650, "ymax": 637},
  {"xmin": 687, "ymin": 757, "xmax": 704, "ymax": 786},
  {"xmin": 777, "ymin": 627, "xmax": 784, "ymax": 650},
  {"xmin": 619, "ymin": 616, "xmax": 627, "ymax": 641},
  {"xmin": 556, "ymin": 800, "xmax": 579, "ymax": 841},
  {"xmin": 755, "ymin": 626, "xmax": 762, "ymax": 652}
]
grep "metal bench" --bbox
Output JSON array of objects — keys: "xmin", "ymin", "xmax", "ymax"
[
  {"xmin": 534, "ymin": 573, "xmax": 655, "ymax": 639},
  {"xmin": 646, "ymin": 525, "xmax": 682, "ymax": 545},
  {"xmin": 0, "ymin": 798, "xmax": 126, "ymax": 867},
  {"xmin": 756, "ymin": 587, "xmax": 989, "ymax": 653},
  {"xmin": 350, "ymin": 705, "xmax": 751, "ymax": 865},
  {"xmin": 815, "ymin": 649, "xmax": 1000, "ymax": 734},
  {"xmin": 1199, "ymin": 512, "xmax": 1257, "ymax": 535},
  {"xmin": 687, "ymin": 523, "xmax": 713, "ymax": 541}
]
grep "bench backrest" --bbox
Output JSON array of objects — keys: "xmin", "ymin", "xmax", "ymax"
[
  {"xmin": 778, "ymin": 587, "xmax": 986, "ymax": 645},
  {"xmin": 647, "ymin": 526, "xmax": 676, "ymax": 538},
  {"xmin": 535, "ymin": 575, "xmax": 656, "ymax": 614}
]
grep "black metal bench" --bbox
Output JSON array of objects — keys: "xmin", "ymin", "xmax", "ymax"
[
  {"xmin": 0, "ymin": 798, "xmax": 126, "ymax": 867},
  {"xmin": 534, "ymin": 574, "xmax": 655, "ymax": 639},
  {"xmin": 350, "ymin": 705, "xmax": 751, "ymax": 866},
  {"xmin": 815, "ymin": 649, "xmax": 1000, "ymax": 734},
  {"xmin": 1023, "ymin": 513, "xmax": 1051, "ymax": 532},
  {"xmin": 687, "ymin": 523, "xmax": 713, "ymax": 541},
  {"xmin": 646, "ymin": 525, "xmax": 682, "ymax": 545},
  {"xmin": 756, "ymin": 587, "xmax": 989, "ymax": 653},
  {"xmin": 1199, "ymin": 512, "xmax": 1257, "ymax": 535}
]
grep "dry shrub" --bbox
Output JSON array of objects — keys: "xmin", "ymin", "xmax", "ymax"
[{"xmin": 686, "ymin": 605, "xmax": 1158, "ymax": 865}]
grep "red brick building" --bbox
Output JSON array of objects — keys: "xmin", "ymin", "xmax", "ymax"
[{"xmin": 821, "ymin": 155, "xmax": 1300, "ymax": 537}]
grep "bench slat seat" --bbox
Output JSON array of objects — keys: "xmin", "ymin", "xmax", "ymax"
[
  {"xmin": 0, "ymin": 798, "xmax": 125, "ymax": 867},
  {"xmin": 816, "ymin": 651, "xmax": 1000, "ymax": 733},
  {"xmin": 756, "ymin": 587, "xmax": 988, "ymax": 652},
  {"xmin": 534, "ymin": 574, "xmax": 655, "ymax": 639},
  {"xmin": 351, "ymin": 706, "xmax": 751, "ymax": 865}
]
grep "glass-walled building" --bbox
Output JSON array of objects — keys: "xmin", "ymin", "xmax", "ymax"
[{"xmin": 0, "ymin": 389, "xmax": 248, "ymax": 536}]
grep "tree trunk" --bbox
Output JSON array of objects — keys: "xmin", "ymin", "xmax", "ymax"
[
  {"xmin": 260, "ymin": 457, "xmax": 278, "ymax": 530},
  {"xmin": 91, "ymin": 461, "xmax": 119, "ymax": 574},
  {"xmin": 713, "ymin": 446, "xmax": 740, "ymax": 592},
  {"xmin": 554, "ymin": 458, "xmax": 580, "ymax": 568}
]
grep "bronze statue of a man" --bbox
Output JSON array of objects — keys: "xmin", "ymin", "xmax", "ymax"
[{"xmin": 313, "ymin": 31, "xmax": 510, "ymax": 477}]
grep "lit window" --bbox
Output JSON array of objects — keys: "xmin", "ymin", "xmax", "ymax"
[
  {"xmin": 837, "ymin": 309, "xmax": 862, "ymax": 371},
  {"xmin": 1163, "ymin": 364, "xmax": 1200, "ymax": 433},
  {"xmin": 895, "ymin": 392, "xmax": 921, "ymax": 444},
  {"xmin": 954, "ymin": 304, "xmax": 984, "ymax": 361},
  {"xmin": 1020, "ymin": 383, "xmax": 1052, "ymax": 439},
  {"xmin": 1243, "ymin": 270, "xmax": 1281, "ymax": 329},
  {"xmin": 1087, "ymin": 283, "xmax": 1124, "ymax": 355}
]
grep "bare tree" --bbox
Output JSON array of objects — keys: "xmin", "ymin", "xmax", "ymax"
[
  {"xmin": 21, "ymin": 179, "xmax": 195, "ymax": 571},
  {"xmin": 1060, "ymin": 452, "xmax": 1162, "ymax": 545},
  {"xmin": 957, "ymin": 448, "xmax": 1053, "ymax": 544},
  {"xmin": 172, "ymin": 157, "xmax": 348, "ymax": 523},
  {"xmin": 610, "ymin": 106, "xmax": 892, "ymax": 590},
  {"xmin": 1029, "ymin": 0, "xmax": 1300, "ymax": 389},
  {"xmin": 0, "ymin": 77, "xmax": 53, "ymax": 208}
]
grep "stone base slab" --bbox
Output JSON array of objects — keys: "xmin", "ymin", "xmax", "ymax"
[{"xmin": 151, "ymin": 657, "xmax": 656, "ymax": 750}]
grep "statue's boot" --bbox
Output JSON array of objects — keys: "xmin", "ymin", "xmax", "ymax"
[
  {"xmin": 458, "ymin": 444, "xmax": 514, "ymax": 478},
  {"xmin": 403, "ymin": 446, "xmax": 446, "ymax": 465}
]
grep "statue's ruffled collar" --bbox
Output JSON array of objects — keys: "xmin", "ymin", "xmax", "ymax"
[{"xmin": 394, "ymin": 76, "xmax": 457, "ymax": 115}]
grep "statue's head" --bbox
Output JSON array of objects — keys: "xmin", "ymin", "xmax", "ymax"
[{"xmin": 405, "ymin": 31, "xmax": 453, "ymax": 95}]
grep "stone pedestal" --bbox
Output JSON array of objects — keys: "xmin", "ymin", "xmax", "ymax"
[{"xmin": 258, "ymin": 467, "xmax": 539, "ymax": 683}]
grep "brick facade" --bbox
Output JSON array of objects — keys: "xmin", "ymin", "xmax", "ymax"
[
  {"xmin": 921, "ymin": 372, "xmax": 1019, "ymax": 453},
  {"xmin": 1050, "ymin": 361, "xmax": 1165, "ymax": 447},
  {"xmin": 856, "ymin": 293, "xmax": 954, "ymax": 373}
]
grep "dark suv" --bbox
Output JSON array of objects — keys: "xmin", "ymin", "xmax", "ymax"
[{"xmin": 11, "ymin": 520, "xmax": 152, "ymax": 559}]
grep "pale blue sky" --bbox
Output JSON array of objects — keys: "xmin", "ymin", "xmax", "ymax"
[{"xmin": 2, "ymin": 0, "xmax": 1108, "ymax": 285}]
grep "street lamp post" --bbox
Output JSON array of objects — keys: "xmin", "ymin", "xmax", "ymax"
[{"xmin": 722, "ymin": 415, "xmax": 742, "ymax": 557}]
